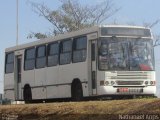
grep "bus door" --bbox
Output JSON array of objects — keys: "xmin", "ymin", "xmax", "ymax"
[
  {"xmin": 15, "ymin": 55, "xmax": 22, "ymax": 100},
  {"xmin": 91, "ymin": 40, "xmax": 97, "ymax": 95}
]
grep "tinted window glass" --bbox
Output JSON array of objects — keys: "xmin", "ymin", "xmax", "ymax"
[
  {"xmin": 47, "ymin": 42, "xmax": 59, "ymax": 67},
  {"xmin": 48, "ymin": 55, "xmax": 59, "ymax": 66},
  {"xmin": 48, "ymin": 42, "xmax": 59, "ymax": 55},
  {"xmin": 6, "ymin": 53, "xmax": 14, "ymax": 63},
  {"xmin": 98, "ymin": 37, "xmax": 154, "ymax": 71},
  {"xmin": 73, "ymin": 50, "xmax": 86, "ymax": 63},
  {"xmin": 36, "ymin": 57, "xmax": 46, "ymax": 68},
  {"xmin": 5, "ymin": 52, "xmax": 14, "ymax": 73},
  {"xmin": 60, "ymin": 39, "xmax": 72, "ymax": 65},
  {"xmin": 73, "ymin": 37, "xmax": 87, "ymax": 63},
  {"xmin": 37, "ymin": 46, "xmax": 46, "ymax": 57},
  {"xmin": 24, "ymin": 59, "xmax": 35, "ymax": 70},
  {"xmin": 62, "ymin": 40, "xmax": 72, "ymax": 52},
  {"xmin": 74, "ymin": 37, "xmax": 87, "ymax": 50},
  {"xmin": 26, "ymin": 48, "xmax": 35, "ymax": 59},
  {"xmin": 36, "ymin": 45, "xmax": 46, "ymax": 68},
  {"xmin": 25, "ymin": 48, "xmax": 35, "ymax": 70}
]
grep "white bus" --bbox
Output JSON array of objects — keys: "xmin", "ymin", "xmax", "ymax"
[{"xmin": 4, "ymin": 25, "xmax": 156, "ymax": 102}]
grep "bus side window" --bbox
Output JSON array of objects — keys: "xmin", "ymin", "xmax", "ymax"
[
  {"xmin": 36, "ymin": 45, "xmax": 46, "ymax": 68},
  {"xmin": 24, "ymin": 47, "xmax": 35, "ymax": 70},
  {"xmin": 73, "ymin": 36, "xmax": 87, "ymax": 63},
  {"xmin": 5, "ymin": 52, "xmax": 14, "ymax": 73},
  {"xmin": 60, "ymin": 39, "xmax": 72, "ymax": 65},
  {"xmin": 47, "ymin": 42, "xmax": 59, "ymax": 66}
]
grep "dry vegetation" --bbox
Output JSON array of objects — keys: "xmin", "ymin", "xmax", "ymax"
[{"xmin": 0, "ymin": 98, "xmax": 160, "ymax": 120}]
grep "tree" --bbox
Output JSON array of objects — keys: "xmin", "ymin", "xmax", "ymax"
[{"xmin": 28, "ymin": 0, "xmax": 120, "ymax": 39}]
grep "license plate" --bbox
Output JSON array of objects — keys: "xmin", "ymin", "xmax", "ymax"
[
  {"xmin": 117, "ymin": 88, "xmax": 143, "ymax": 93},
  {"xmin": 118, "ymin": 88, "xmax": 129, "ymax": 92}
]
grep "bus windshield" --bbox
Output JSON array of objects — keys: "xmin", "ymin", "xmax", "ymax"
[{"xmin": 98, "ymin": 37, "xmax": 154, "ymax": 71}]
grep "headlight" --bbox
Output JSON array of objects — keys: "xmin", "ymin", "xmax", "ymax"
[
  {"xmin": 145, "ymin": 81, "xmax": 148, "ymax": 85},
  {"xmin": 111, "ymin": 81, "xmax": 115, "ymax": 85},
  {"xmin": 150, "ymin": 81, "xmax": 156, "ymax": 86},
  {"xmin": 104, "ymin": 81, "xmax": 109, "ymax": 86}
]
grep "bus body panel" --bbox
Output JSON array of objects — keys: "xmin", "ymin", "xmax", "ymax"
[
  {"xmin": 4, "ymin": 90, "xmax": 15, "ymax": 100},
  {"xmin": 46, "ymin": 66, "xmax": 59, "ymax": 99},
  {"xmin": 21, "ymin": 70, "xmax": 35, "ymax": 88},
  {"xmin": 58, "ymin": 62, "xmax": 88, "ymax": 98},
  {"xmin": 46, "ymin": 66, "xmax": 59, "ymax": 86},
  {"xmin": 4, "ymin": 73, "xmax": 14, "ymax": 90},
  {"xmin": 46, "ymin": 86, "xmax": 58, "ymax": 99},
  {"xmin": 4, "ymin": 73, "xmax": 15, "ymax": 100},
  {"xmin": 35, "ymin": 68, "xmax": 46, "ymax": 86},
  {"xmin": 32, "ymin": 87, "xmax": 46, "ymax": 99}
]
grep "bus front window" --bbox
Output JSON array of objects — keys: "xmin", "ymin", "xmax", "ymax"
[
  {"xmin": 98, "ymin": 38, "xmax": 154, "ymax": 71},
  {"xmin": 129, "ymin": 39, "xmax": 154, "ymax": 71},
  {"xmin": 108, "ymin": 41, "xmax": 129, "ymax": 70}
]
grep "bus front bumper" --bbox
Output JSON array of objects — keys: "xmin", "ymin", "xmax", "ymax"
[{"xmin": 98, "ymin": 86, "xmax": 156, "ymax": 96}]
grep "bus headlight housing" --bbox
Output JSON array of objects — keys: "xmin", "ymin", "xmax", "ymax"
[
  {"xmin": 150, "ymin": 81, "xmax": 156, "ymax": 86},
  {"xmin": 111, "ymin": 81, "xmax": 115, "ymax": 85},
  {"xmin": 100, "ymin": 81, "xmax": 109, "ymax": 86},
  {"xmin": 145, "ymin": 81, "xmax": 148, "ymax": 85},
  {"xmin": 100, "ymin": 81, "xmax": 114, "ymax": 86},
  {"xmin": 104, "ymin": 81, "xmax": 109, "ymax": 86}
]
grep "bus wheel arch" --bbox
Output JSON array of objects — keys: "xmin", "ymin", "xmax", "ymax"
[
  {"xmin": 71, "ymin": 78, "xmax": 83, "ymax": 101},
  {"xmin": 23, "ymin": 84, "xmax": 32, "ymax": 102}
]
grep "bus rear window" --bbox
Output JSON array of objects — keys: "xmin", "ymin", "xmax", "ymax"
[{"xmin": 5, "ymin": 52, "xmax": 14, "ymax": 73}]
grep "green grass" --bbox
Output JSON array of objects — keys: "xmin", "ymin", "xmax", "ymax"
[{"xmin": 0, "ymin": 98, "xmax": 160, "ymax": 120}]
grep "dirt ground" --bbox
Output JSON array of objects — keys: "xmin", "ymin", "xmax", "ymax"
[{"xmin": 0, "ymin": 98, "xmax": 160, "ymax": 120}]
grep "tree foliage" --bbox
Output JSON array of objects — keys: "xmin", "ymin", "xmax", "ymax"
[{"xmin": 28, "ymin": 0, "xmax": 119, "ymax": 39}]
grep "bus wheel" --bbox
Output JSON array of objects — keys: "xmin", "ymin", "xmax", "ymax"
[
  {"xmin": 23, "ymin": 85, "xmax": 32, "ymax": 103},
  {"xmin": 71, "ymin": 80, "xmax": 83, "ymax": 101}
]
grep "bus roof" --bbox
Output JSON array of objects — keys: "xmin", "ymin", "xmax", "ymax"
[{"xmin": 5, "ymin": 25, "xmax": 150, "ymax": 52}]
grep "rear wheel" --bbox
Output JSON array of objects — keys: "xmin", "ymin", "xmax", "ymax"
[
  {"xmin": 23, "ymin": 85, "xmax": 32, "ymax": 103},
  {"xmin": 72, "ymin": 82, "xmax": 83, "ymax": 101}
]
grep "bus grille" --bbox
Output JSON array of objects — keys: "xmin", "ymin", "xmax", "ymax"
[
  {"xmin": 105, "ymin": 71, "xmax": 153, "ymax": 86},
  {"xmin": 116, "ymin": 81, "xmax": 143, "ymax": 85}
]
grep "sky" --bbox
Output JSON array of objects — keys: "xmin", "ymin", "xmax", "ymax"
[{"xmin": 0, "ymin": 0, "xmax": 160, "ymax": 97}]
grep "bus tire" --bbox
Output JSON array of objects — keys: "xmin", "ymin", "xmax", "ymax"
[
  {"xmin": 71, "ymin": 79, "xmax": 83, "ymax": 101},
  {"xmin": 23, "ymin": 84, "xmax": 32, "ymax": 103}
]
